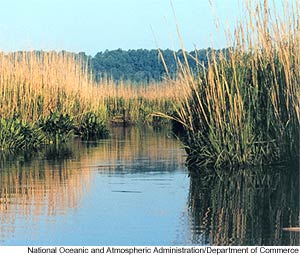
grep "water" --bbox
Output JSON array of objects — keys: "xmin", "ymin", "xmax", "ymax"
[{"xmin": 0, "ymin": 127, "xmax": 299, "ymax": 246}]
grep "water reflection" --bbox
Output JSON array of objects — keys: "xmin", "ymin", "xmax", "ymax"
[
  {"xmin": 1, "ymin": 126, "xmax": 297, "ymax": 245},
  {"xmin": 0, "ymin": 146, "xmax": 91, "ymax": 244},
  {"xmin": 0, "ymin": 127, "xmax": 185, "ymax": 245},
  {"xmin": 90, "ymin": 127, "xmax": 184, "ymax": 173},
  {"xmin": 187, "ymin": 165, "xmax": 300, "ymax": 245}
]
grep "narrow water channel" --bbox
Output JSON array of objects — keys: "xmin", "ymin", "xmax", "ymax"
[{"xmin": 0, "ymin": 127, "xmax": 299, "ymax": 245}]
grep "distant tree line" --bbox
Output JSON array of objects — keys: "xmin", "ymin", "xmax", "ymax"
[{"xmin": 77, "ymin": 48, "xmax": 228, "ymax": 83}]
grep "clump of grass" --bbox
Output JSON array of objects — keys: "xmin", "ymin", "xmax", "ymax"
[
  {"xmin": 168, "ymin": 0, "xmax": 300, "ymax": 169},
  {"xmin": 0, "ymin": 117, "xmax": 45, "ymax": 151},
  {"xmin": 75, "ymin": 111, "xmax": 109, "ymax": 140},
  {"xmin": 38, "ymin": 111, "xmax": 75, "ymax": 143}
]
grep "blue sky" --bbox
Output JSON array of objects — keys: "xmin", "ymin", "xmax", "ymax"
[{"xmin": 0, "ymin": 0, "xmax": 244, "ymax": 55}]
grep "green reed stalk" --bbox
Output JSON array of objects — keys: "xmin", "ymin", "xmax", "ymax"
[{"xmin": 170, "ymin": 0, "xmax": 300, "ymax": 169}]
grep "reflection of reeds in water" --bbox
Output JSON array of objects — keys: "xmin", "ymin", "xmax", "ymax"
[
  {"xmin": 187, "ymin": 165, "xmax": 299, "ymax": 245},
  {"xmin": 0, "ymin": 127, "xmax": 185, "ymax": 243},
  {"xmin": 0, "ymin": 148, "xmax": 92, "ymax": 242},
  {"xmin": 74, "ymin": 127, "xmax": 185, "ymax": 172}
]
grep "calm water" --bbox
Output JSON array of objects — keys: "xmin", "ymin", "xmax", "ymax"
[{"xmin": 0, "ymin": 127, "xmax": 299, "ymax": 246}]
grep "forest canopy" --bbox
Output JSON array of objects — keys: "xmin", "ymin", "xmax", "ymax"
[{"xmin": 80, "ymin": 48, "xmax": 226, "ymax": 83}]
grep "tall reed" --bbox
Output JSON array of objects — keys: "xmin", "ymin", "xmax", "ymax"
[
  {"xmin": 169, "ymin": 0, "xmax": 300, "ymax": 168},
  {"xmin": 100, "ymin": 79, "xmax": 179, "ymax": 124},
  {"xmin": 0, "ymin": 51, "xmax": 180, "ymax": 125},
  {"xmin": 0, "ymin": 51, "xmax": 107, "ymax": 122}
]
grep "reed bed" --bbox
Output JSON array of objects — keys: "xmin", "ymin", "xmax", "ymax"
[
  {"xmin": 99, "ymin": 79, "xmax": 180, "ymax": 123},
  {"xmin": 0, "ymin": 51, "xmax": 181, "ymax": 123},
  {"xmin": 0, "ymin": 51, "xmax": 102, "ymax": 121},
  {"xmin": 0, "ymin": 51, "xmax": 181, "ymax": 150},
  {"xmin": 169, "ymin": 0, "xmax": 300, "ymax": 169}
]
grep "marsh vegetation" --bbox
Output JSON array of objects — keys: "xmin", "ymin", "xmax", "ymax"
[
  {"xmin": 164, "ymin": 0, "xmax": 300, "ymax": 169},
  {"xmin": 0, "ymin": 0, "xmax": 298, "ymax": 168},
  {"xmin": 0, "ymin": 51, "xmax": 180, "ymax": 151},
  {"xmin": 0, "ymin": 0, "xmax": 299, "ymax": 246}
]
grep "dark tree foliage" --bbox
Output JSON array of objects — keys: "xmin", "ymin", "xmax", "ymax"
[{"xmin": 88, "ymin": 48, "xmax": 227, "ymax": 83}]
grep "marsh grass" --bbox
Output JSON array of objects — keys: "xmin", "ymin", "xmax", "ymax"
[
  {"xmin": 100, "ymin": 80, "xmax": 179, "ymax": 124},
  {"xmin": 166, "ymin": 0, "xmax": 300, "ymax": 169},
  {"xmin": 0, "ymin": 51, "xmax": 96, "ymax": 120},
  {"xmin": 74, "ymin": 111, "xmax": 109, "ymax": 140},
  {"xmin": 0, "ymin": 51, "xmax": 105, "ymax": 148},
  {"xmin": 38, "ymin": 111, "xmax": 75, "ymax": 143},
  {"xmin": 0, "ymin": 51, "xmax": 180, "ymax": 150},
  {"xmin": 0, "ymin": 117, "xmax": 45, "ymax": 151},
  {"xmin": 0, "ymin": 51, "xmax": 179, "ymax": 122}
]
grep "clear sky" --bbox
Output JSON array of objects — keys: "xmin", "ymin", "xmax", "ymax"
[{"xmin": 0, "ymin": 0, "xmax": 245, "ymax": 56}]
